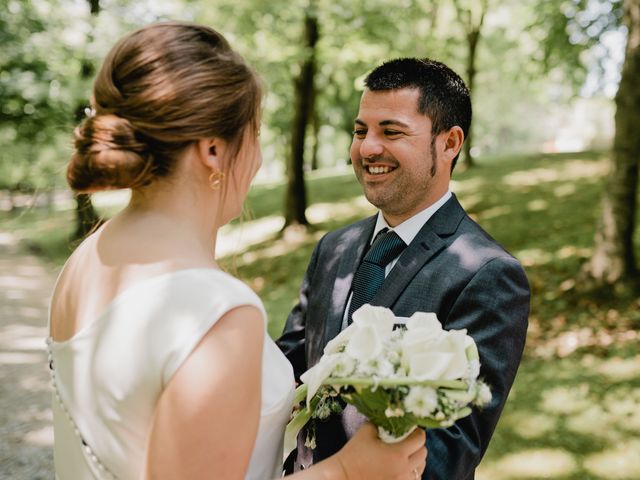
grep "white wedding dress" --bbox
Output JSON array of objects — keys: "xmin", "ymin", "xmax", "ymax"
[{"xmin": 47, "ymin": 268, "xmax": 295, "ymax": 479}]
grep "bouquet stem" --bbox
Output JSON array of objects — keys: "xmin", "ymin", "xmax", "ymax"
[
  {"xmin": 378, "ymin": 425, "xmax": 418, "ymax": 443},
  {"xmin": 325, "ymin": 377, "xmax": 468, "ymax": 390}
]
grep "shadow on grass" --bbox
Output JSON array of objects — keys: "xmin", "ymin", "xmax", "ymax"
[{"xmin": 478, "ymin": 346, "xmax": 640, "ymax": 479}]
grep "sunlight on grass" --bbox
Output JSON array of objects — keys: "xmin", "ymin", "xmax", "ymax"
[
  {"xmin": 218, "ymin": 215, "xmax": 284, "ymax": 257},
  {"xmin": 450, "ymin": 176, "xmax": 487, "ymax": 194},
  {"xmin": 478, "ymin": 449, "xmax": 578, "ymax": 479},
  {"xmin": 541, "ymin": 384, "xmax": 592, "ymax": 415},
  {"xmin": 584, "ymin": 440, "xmax": 640, "ymax": 479},
  {"xmin": 565, "ymin": 404, "xmax": 611, "ymax": 437},
  {"xmin": 514, "ymin": 243, "xmax": 593, "ymax": 268},
  {"xmin": 553, "ymin": 184, "xmax": 577, "ymax": 197},
  {"xmin": 556, "ymin": 245, "xmax": 591, "ymax": 260},
  {"xmin": 504, "ymin": 412, "xmax": 557, "ymax": 439},
  {"xmin": 306, "ymin": 195, "xmax": 375, "ymax": 223},
  {"xmin": 457, "ymin": 192, "xmax": 485, "ymax": 210},
  {"xmin": 596, "ymin": 356, "xmax": 640, "ymax": 382},
  {"xmin": 514, "ymin": 248, "xmax": 554, "ymax": 267},
  {"xmin": 238, "ymin": 230, "xmax": 324, "ymax": 265},
  {"xmin": 501, "ymin": 159, "xmax": 608, "ymax": 187},
  {"xmin": 527, "ymin": 199, "xmax": 549, "ymax": 211},
  {"xmin": 604, "ymin": 388, "xmax": 640, "ymax": 433},
  {"xmin": 503, "ymin": 168, "xmax": 562, "ymax": 186},
  {"xmin": 475, "ymin": 205, "xmax": 512, "ymax": 220},
  {"xmin": 304, "ymin": 164, "xmax": 354, "ymax": 180}
]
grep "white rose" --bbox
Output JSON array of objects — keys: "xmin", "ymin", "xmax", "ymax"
[
  {"xmin": 405, "ymin": 329, "xmax": 470, "ymax": 380},
  {"xmin": 346, "ymin": 323, "xmax": 384, "ymax": 362},
  {"xmin": 351, "ymin": 304, "xmax": 395, "ymax": 340},
  {"xmin": 400, "ymin": 328, "xmax": 444, "ymax": 368},
  {"xmin": 406, "ymin": 312, "xmax": 442, "ymax": 332}
]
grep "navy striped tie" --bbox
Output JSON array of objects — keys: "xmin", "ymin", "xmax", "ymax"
[{"xmin": 347, "ymin": 228, "xmax": 407, "ymax": 324}]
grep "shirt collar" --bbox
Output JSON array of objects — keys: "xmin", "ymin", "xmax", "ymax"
[{"xmin": 371, "ymin": 190, "xmax": 452, "ymax": 246}]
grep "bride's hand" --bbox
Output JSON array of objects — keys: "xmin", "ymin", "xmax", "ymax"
[{"xmin": 334, "ymin": 423, "xmax": 427, "ymax": 480}]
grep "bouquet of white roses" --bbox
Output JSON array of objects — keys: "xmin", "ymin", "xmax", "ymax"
[{"xmin": 284, "ymin": 305, "xmax": 492, "ymax": 458}]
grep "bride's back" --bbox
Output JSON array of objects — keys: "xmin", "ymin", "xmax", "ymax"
[{"xmin": 49, "ymin": 211, "xmax": 214, "ymax": 344}]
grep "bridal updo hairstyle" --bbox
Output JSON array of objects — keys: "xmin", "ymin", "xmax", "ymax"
[{"xmin": 68, "ymin": 22, "xmax": 262, "ymax": 192}]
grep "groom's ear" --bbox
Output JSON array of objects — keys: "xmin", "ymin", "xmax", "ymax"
[{"xmin": 437, "ymin": 126, "xmax": 464, "ymax": 166}]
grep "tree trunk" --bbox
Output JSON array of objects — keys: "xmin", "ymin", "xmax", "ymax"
[
  {"xmin": 71, "ymin": 0, "xmax": 102, "ymax": 241},
  {"xmin": 463, "ymin": 28, "xmax": 480, "ymax": 169},
  {"xmin": 311, "ymin": 107, "xmax": 320, "ymax": 171},
  {"xmin": 8, "ymin": 190, "xmax": 16, "ymax": 213},
  {"xmin": 585, "ymin": 0, "xmax": 640, "ymax": 284},
  {"xmin": 284, "ymin": 8, "xmax": 318, "ymax": 227}
]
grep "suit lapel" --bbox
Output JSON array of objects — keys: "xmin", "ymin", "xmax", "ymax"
[
  {"xmin": 321, "ymin": 216, "xmax": 376, "ymax": 349},
  {"xmin": 318, "ymin": 196, "xmax": 466, "ymax": 350},
  {"xmin": 372, "ymin": 195, "xmax": 466, "ymax": 309}
]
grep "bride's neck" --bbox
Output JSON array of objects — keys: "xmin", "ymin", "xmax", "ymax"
[{"xmin": 117, "ymin": 182, "xmax": 220, "ymax": 261}]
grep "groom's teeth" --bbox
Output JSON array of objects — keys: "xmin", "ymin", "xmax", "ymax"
[{"xmin": 367, "ymin": 166, "xmax": 392, "ymax": 174}]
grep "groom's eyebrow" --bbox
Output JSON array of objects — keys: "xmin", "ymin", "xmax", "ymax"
[
  {"xmin": 354, "ymin": 119, "xmax": 410, "ymax": 128},
  {"xmin": 380, "ymin": 119, "xmax": 410, "ymax": 128}
]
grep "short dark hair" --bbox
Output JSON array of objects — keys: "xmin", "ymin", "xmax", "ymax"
[{"xmin": 364, "ymin": 58, "xmax": 471, "ymax": 167}]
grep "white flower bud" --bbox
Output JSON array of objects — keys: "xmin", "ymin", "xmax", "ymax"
[
  {"xmin": 475, "ymin": 383, "xmax": 492, "ymax": 407},
  {"xmin": 403, "ymin": 387, "xmax": 439, "ymax": 417}
]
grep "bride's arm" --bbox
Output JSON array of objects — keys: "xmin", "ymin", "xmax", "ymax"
[{"xmin": 144, "ymin": 305, "xmax": 264, "ymax": 480}]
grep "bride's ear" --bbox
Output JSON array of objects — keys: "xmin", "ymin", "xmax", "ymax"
[{"xmin": 195, "ymin": 138, "xmax": 227, "ymax": 171}]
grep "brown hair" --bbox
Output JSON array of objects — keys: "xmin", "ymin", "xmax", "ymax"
[{"xmin": 68, "ymin": 22, "xmax": 262, "ymax": 192}]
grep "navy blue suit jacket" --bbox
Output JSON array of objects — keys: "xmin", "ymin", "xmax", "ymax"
[{"xmin": 277, "ymin": 195, "xmax": 530, "ymax": 479}]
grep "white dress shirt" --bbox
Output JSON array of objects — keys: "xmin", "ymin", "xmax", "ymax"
[{"xmin": 341, "ymin": 190, "xmax": 452, "ymax": 328}]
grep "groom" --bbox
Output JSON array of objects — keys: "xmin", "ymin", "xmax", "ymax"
[{"xmin": 277, "ymin": 57, "xmax": 530, "ymax": 479}]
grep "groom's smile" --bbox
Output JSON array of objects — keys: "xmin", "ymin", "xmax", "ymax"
[{"xmin": 362, "ymin": 157, "xmax": 398, "ymax": 177}]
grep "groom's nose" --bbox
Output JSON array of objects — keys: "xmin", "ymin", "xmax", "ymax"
[{"xmin": 358, "ymin": 133, "xmax": 385, "ymax": 158}]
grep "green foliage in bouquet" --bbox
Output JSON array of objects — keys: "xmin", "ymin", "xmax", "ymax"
[
  {"xmin": 344, "ymin": 385, "xmax": 425, "ymax": 437},
  {"xmin": 344, "ymin": 386, "xmax": 467, "ymax": 435}
]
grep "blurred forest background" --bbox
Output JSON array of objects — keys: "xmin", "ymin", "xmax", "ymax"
[{"xmin": 1, "ymin": 0, "xmax": 639, "ymax": 479}]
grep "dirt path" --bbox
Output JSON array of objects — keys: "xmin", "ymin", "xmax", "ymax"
[{"xmin": 0, "ymin": 231, "xmax": 56, "ymax": 479}]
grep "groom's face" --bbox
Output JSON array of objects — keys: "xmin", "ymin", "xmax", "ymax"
[{"xmin": 350, "ymin": 88, "xmax": 448, "ymax": 226}]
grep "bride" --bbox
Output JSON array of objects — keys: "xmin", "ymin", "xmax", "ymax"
[{"xmin": 47, "ymin": 21, "xmax": 426, "ymax": 479}]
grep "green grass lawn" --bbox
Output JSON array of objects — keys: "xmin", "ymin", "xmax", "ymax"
[{"xmin": 2, "ymin": 150, "xmax": 639, "ymax": 479}]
